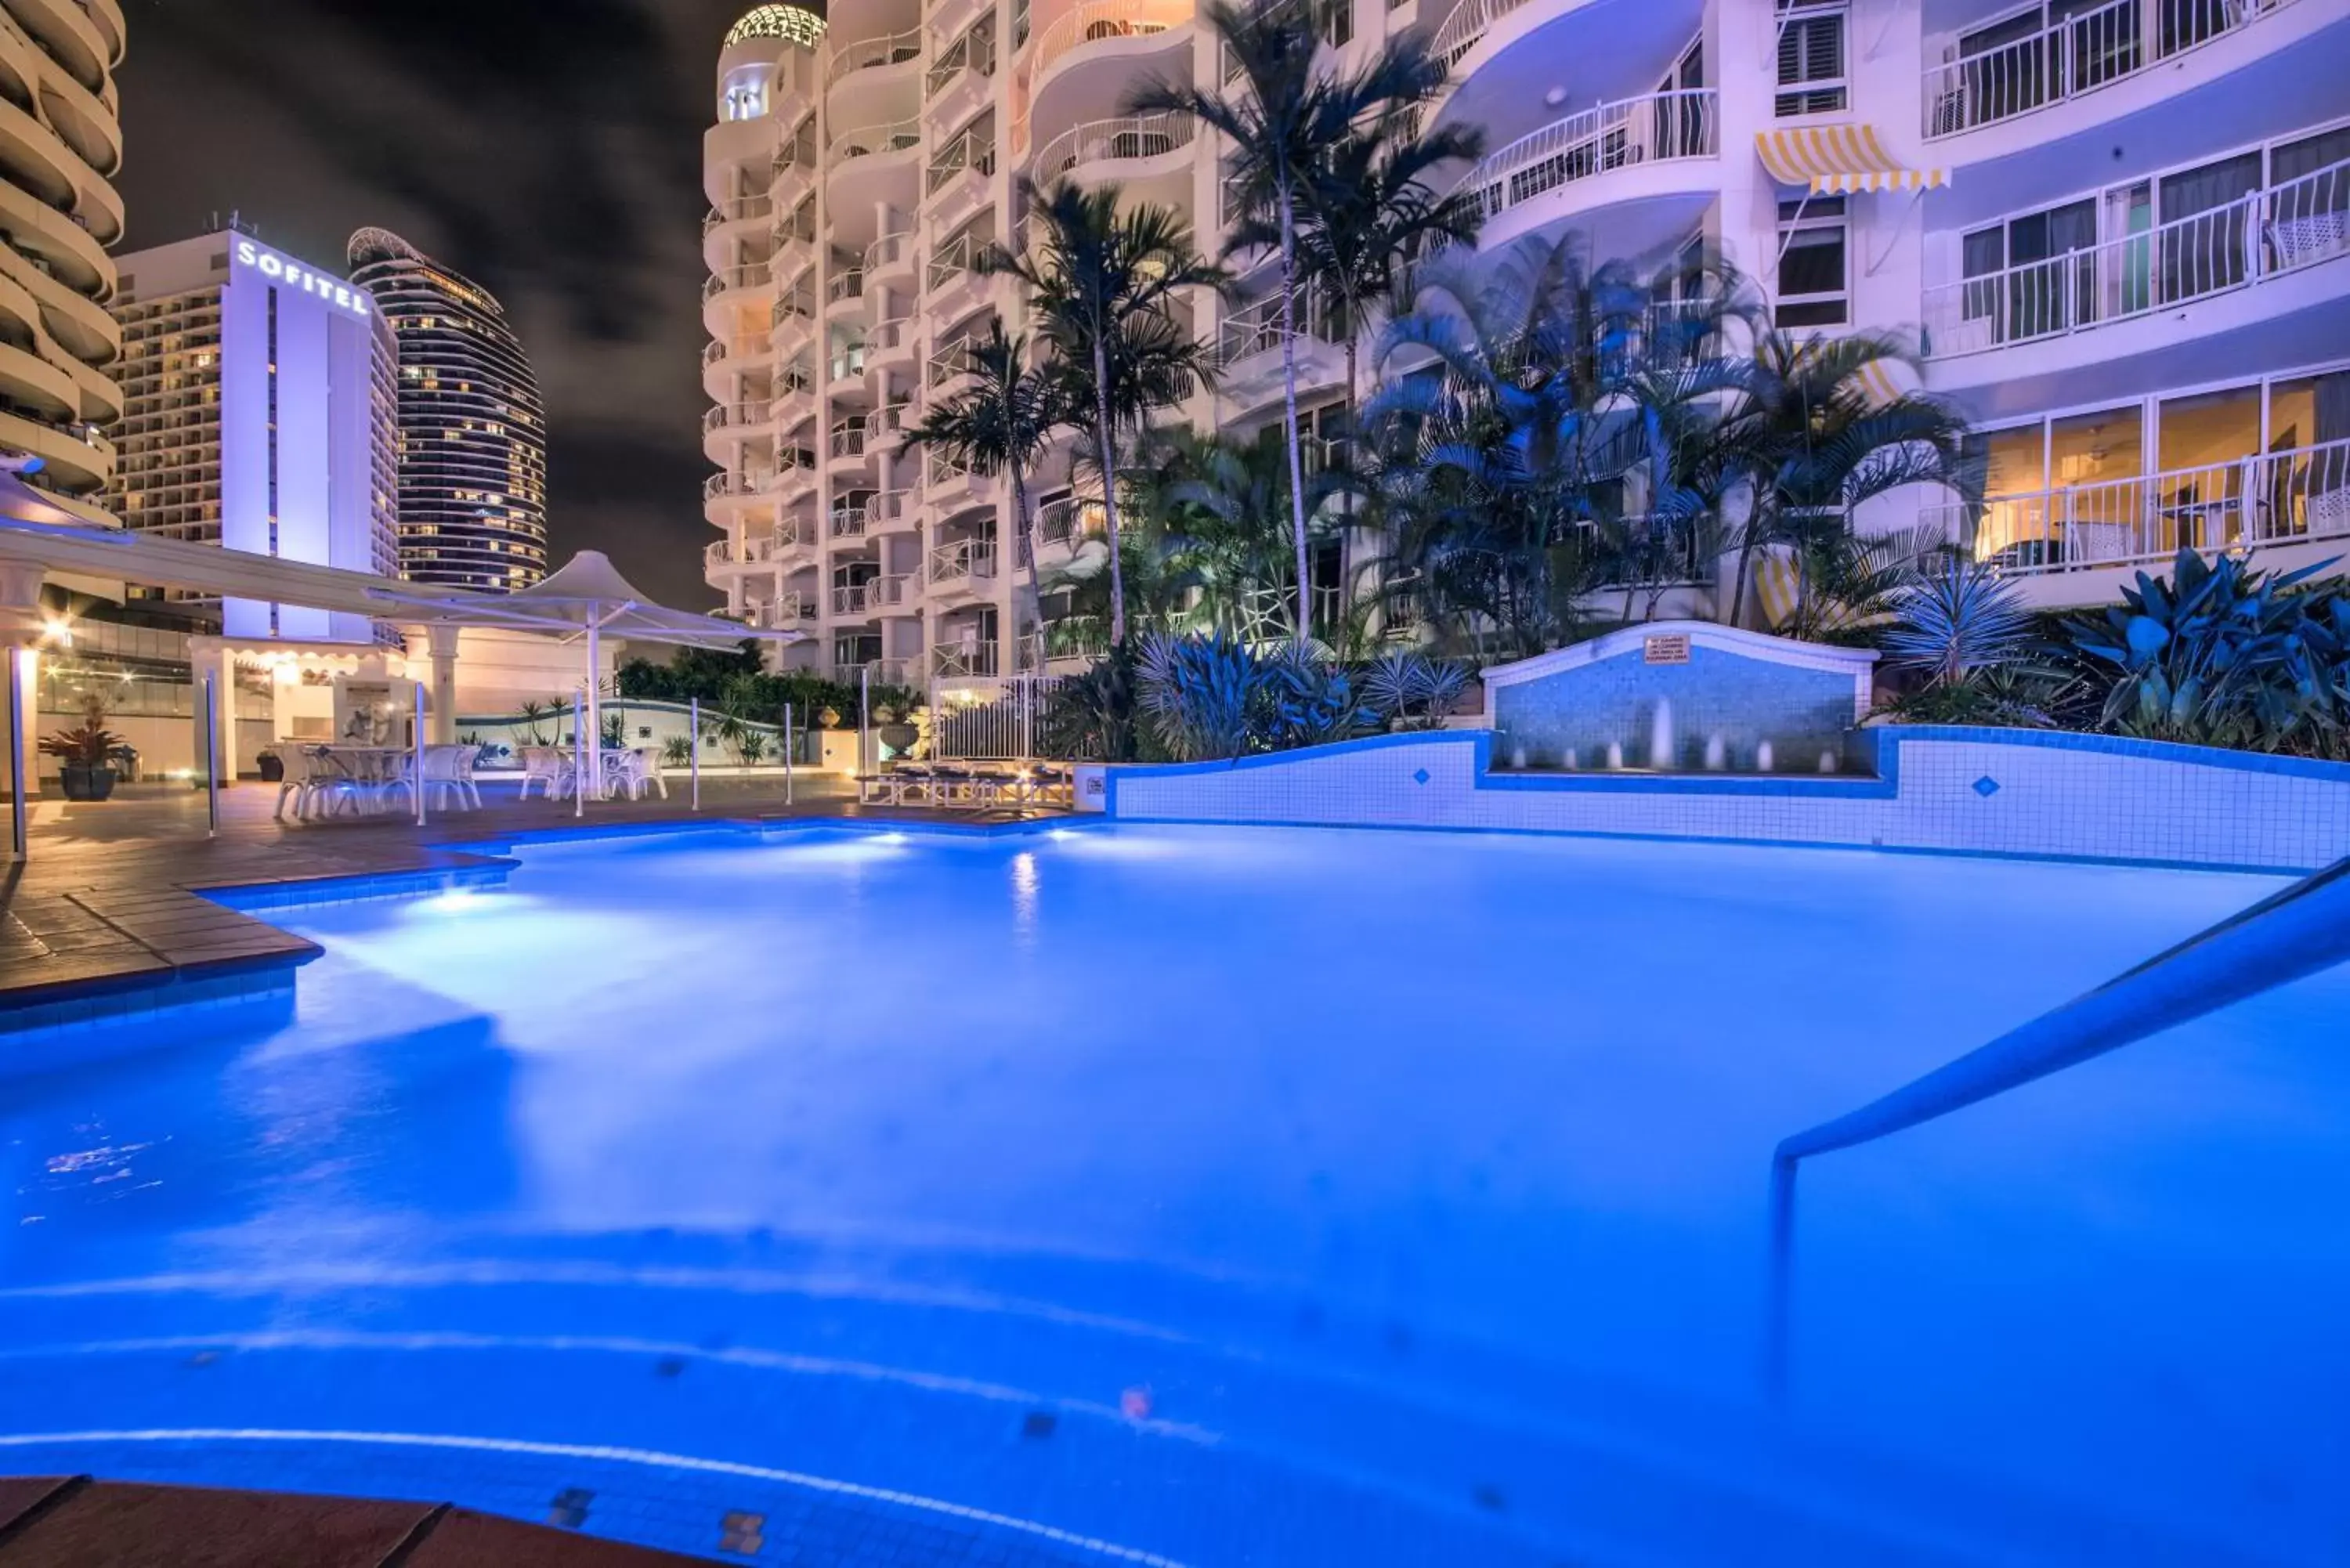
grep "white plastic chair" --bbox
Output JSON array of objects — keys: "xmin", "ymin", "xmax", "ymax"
[{"xmin": 518, "ymin": 746, "xmax": 571, "ymax": 800}]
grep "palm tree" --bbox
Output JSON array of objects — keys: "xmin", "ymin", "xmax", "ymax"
[
  {"xmin": 985, "ymin": 179, "xmax": 1222, "ymax": 648},
  {"xmin": 904, "ymin": 320, "xmax": 1061, "ymax": 649},
  {"xmin": 1147, "ymin": 423, "xmax": 1358, "ymax": 641},
  {"xmin": 1128, "ymin": 0, "xmax": 1449, "ymax": 642},
  {"xmin": 1289, "ymin": 110, "xmax": 1486, "ymax": 426},
  {"xmin": 1706, "ymin": 330, "xmax": 1976, "ymax": 629}
]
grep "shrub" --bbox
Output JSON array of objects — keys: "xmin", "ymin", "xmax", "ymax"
[
  {"xmin": 1360, "ymin": 649, "xmax": 1467, "ymax": 729},
  {"xmin": 1136, "ymin": 630, "xmax": 1266, "ymax": 761}
]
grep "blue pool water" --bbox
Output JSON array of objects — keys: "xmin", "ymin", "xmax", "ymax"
[{"xmin": 2, "ymin": 823, "xmax": 2345, "ymax": 1566}]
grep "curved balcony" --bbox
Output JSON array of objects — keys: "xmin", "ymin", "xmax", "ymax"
[
  {"xmin": 1921, "ymin": 0, "xmax": 2329, "ymax": 164},
  {"xmin": 9, "ymin": 0, "xmax": 109, "ymax": 93},
  {"xmin": 0, "ymin": 410, "xmax": 108, "ymax": 493},
  {"xmin": 828, "ymin": 414, "xmax": 872, "ymax": 466},
  {"xmin": 866, "ymin": 229, "xmax": 917, "ymax": 284},
  {"xmin": 703, "ymin": 261, "xmax": 774, "ymax": 303},
  {"xmin": 826, "ymin": 267, "xmax": 866, "ymax": 313},
  {"xmin": 827, "ymin": 119, "xmax": 922, "ymax": 195},
  {"xmin": 866, "ymin": 489, "xmax": 920, "ymax": 536},
  {"xmin": 1920, "ymin": 155, "xmax": 2350, "ymax": 388},
  {"xmin": 1431, "ymin": 0, "xmax": 1701, "ymax": 143},
  {"xmin": 831, "ymin": 573, "xmax": 917, "ymax": 618},
  {"xmin": 826, "ymin": 27, "xmax": 923, "ymax": 87},
  {"xmin": 927, "ymin": 535, "xmax": 1000, "ymax": 594},
  {"xmin": 1215, "ymin": 294, "xmax": 1345, "ymax": 413},
  {"xmin": 1029, "ymin": 112, "xmax": 1194, "ymax": 184},
  {"xmin": 1021, "ymin": 0, "xmax": 1194, "ymax": 157},
  {"xmin": 37, "ymin": 63, "xmax": 123, "ymax": 177},
  {"xmin": 703, "ymin": 192, "xmax": 775, "ymax": 251},
  {"xmin": 1459, "ymin": 89, "xmax": 1719, "ymax": 252},
  {"xmin": 702, "ymin": 399, "xmax": 773, "ymax": 464}
]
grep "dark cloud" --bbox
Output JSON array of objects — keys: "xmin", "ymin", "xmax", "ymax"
[{"xmin": 115, "ymin": 0, "xmax": 754, "ymax": 606}]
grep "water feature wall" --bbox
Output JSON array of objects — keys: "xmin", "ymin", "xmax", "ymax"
[{"xmin": 1484, "ymin": 623, "xmax": 1878, "ymax": 774}]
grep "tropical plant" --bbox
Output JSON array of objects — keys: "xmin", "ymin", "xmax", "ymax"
[
  {"xmin": 1134, "ymin": 628, "xmax": 1268, "ymax": 761},
  {"xmin": 736, "ymin": 728, "xmax": 770, "ymax": 766},
  {"xmin": 1360, "ymin": 236, "xmax": 1668, "ymax": 656},
  {"xmin": 1038, "ymin": 645, "xmax": 1147, "ymax": 762},
  {"xmin": 1705, "ymin": 330, "xmax": 1975, "ymax": 629},
  {"xmin": 661, "ymin": 735, "xmax": 693, "ymax": 768},
  {"xmin": 905, "ymin": 320, "xmax": 1061, "ymax": 638},
  {"xmin": 1882, "ymin": 555, "xmax": 2036, "ymax": 683},
  {"xmin": 1288, "ymin": 101, "xmax": 1485, "ymax": 425},
  {"xmin": 36, "ymin": 713, "xmax": 125, "ymax": 767},
  {"xmin": 2061, "ymin": 550, "xmax": 2347, "ymax": 752},
  {"xmin": 600, "ymin": 713, "xmax": 628, "ymax": 748},
  {"xmin": 515, "ymin": 698, "xmax": 555, "ymax": 747},
  {"xmin": 1146, "ymin": 424, "xmax": 1358, "ymax": 640},
  {"xmin": 1131, "ymin": 0, "xmax": 1455, "ymax": 640},
  {"xmin": 985, "ymin": 179, "xmax": 1224, "ymax": 647},
  {"xmin": 1260, "ymin": 641, "xmax": 1372, "ymax": 747},
  {"xmin": 1361, "ymin": 648, "xmax": 1467, "ymax": 729}
]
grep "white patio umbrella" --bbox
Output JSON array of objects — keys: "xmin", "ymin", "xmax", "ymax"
[{"xmin": 403, "ymin": 550, "xmax": 808, "ymax": 804}]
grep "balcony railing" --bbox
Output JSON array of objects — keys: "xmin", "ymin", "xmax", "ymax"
[
  {"xmin": 829, "ymin": 417, "xmax": 870, "ymax": 460},
  {"xmin": 1922, "ymin": 157, "xmax": 2349, "ymax": 359},
  {"xmin": 927, "ymin": 128, "xmax": 999, "ymax": 197},
  {"xmin": 832, "ymin": 574, "xmax": 915, "ymax": 616},
  {"xmin": 1217, "ymin": 293, "xmax": 1342, "ymax": 367},
  {"xmin": 869, "ymin": 489, "xmax": 916, "ymax": 529},
  {"xmin": 1043, "ymin": 615, "xmax": 1111, "ymax": 659},
  {"xmin": 926, "ymin": 447, "xmax": 975, "ymax": 492},
  {"xmin": 701, "ymin": 339, "xmax": 728, "ymax": 369},
  {"xmin": 927, "ymin": 231, "xmax": 986, "ymax": 294},
  {"xmin": 1028, "ymin": 0, "xmax": 1188, "ymax": 88},
  {"xmin": 933, "ymin": 639, "xmax": 1001, "ymax": 677},
  {"xmin": 830, "ymin": 119, "xmax": 920, "ymax": 168},
  {"xmin": 928, "ymin": 536, "xmax": 998, "ymax": 585},
  {"xmin": 1921, "ymin": 439, "xmax": 2350, "ymax": 578},
  {"xmin": 1460, "ymin": 90, "xmax": 1718, "ymax": 224},
  {"xmin": 827, "ymin": 268, "xmax": 866, "ymax": 304},
  {"xmin": 703, "ymin": 262, "xmax": 773, "ymax": 300},
  {"xmin": 926, "ymin": 23, "xmax": 998, "ymax": 97},
  {"xmin": 826, "ymin": 27, "xmax": 921, "ymax": 85},
  {"xmin": 703, "ymin": 400, "xmax": 771, "ymax": 435},
  {"xmin": 703, "ymin": 194, "xmax": 775, "ymax": 235},
  {"xmin": 1036, "ymin": 494, "xmax": 1104, "ymax": 545},
  {"xmin": 866, "ymin": 230, "xmax": 915, "ymax": 273},
  {"xmin": 1924, "ymin": 0, "xmax": 2302, "ymax": 139},
  {"xmin": 1432, "ymin": 0, "xmax": 1534, "ymax": 66},
  {"xmin": 1029, "ymin": 112, "xmax": 1194, "ymax": 182}
]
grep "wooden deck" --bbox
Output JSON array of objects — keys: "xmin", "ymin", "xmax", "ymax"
[
  {"xmin": 1, "ymin": 777, "xmax": 1059, "ymax": 1017},
  {"xmin": 0, "ymin": 1476, "xmax": 703, "ymax": 1566}
]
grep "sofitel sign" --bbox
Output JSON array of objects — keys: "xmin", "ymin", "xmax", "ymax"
[{"xmin": 234, "ymin": 239, "xmax": 371, "ymax": 318}]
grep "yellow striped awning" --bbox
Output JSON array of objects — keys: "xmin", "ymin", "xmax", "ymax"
[
  {"xmin": 1854, "ymin": 357, "xmax": 1907, "ymax": 406},
  {"xmin": 1755, "ymin": 125, "xmax": 1947, "ymax": 194}
]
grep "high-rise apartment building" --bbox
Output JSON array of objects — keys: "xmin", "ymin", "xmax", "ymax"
[
  {"xmin": 349, "ymin": 229, "xmax": 550, "ymax": 594},
  {"xmin": 0, "ymin": 0, "xmax": 130, "ymax": 524},
  {"xmin": 702, "ymin": 0, "xmax": 2350, "ymax": 680},
  {"xmin": 104, "ymin": 229, "xmax": 400, "ymax": 644}
]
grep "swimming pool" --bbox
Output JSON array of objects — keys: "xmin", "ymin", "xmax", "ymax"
[{"xmin": 2, "ymin": 822, "xmax": 2344, "ymax": 1566}]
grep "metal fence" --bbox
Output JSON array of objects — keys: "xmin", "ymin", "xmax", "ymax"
[{"xmin": 927, "ymin": 674, "xmax": 1068, "ymax": 761}]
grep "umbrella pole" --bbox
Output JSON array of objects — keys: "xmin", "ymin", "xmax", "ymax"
[
  {"xmin": 202, "ymin": 673, "xmax": 219, "ymax": 840},
  {"xmin": 689, "ymin": 696, "xmax": 700, "ymax": 812},
  {"xmin": 586, "ymin": 619, "xmax": 603, "ymax": 806},
  {"xmin": 5, "ymin": 645, "xmax": 26, "ymax": 863},
  {"xmin": 572, "ymin": 688, "xmax": 584, "ymax": 820},
  {"xmin": 784, "ymin": 703, "xmax": 794, "ymax": 807}
]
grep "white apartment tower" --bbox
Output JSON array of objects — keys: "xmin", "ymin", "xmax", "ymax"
[
  {"xmin": 703, "ymin": 0, "xmax": 2350, "ymax": 674},
  {"xmin": 105, "ymin": 231, "xmax": 401, "ymax": 643}
]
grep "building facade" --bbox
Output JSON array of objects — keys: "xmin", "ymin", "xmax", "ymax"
[
  {"xmin": 0, "ymin": 0, "xmax": 130, "ymax": 524},
  {"xmin": 104, "ymin": 229, "xmax": 400, "ymax": 644},
  {"xmin": 348, "ymin": 228, "xmax": 550, "ymax": 594},
  {"xmin": 700, "ymin": 0, "xmax": 2350, "ymax": 681}
]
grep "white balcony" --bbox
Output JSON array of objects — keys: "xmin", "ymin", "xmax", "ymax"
[
  {"xmin": 1459, "ymin": 90, "xmax": 1718, "ymax": 248},
  {"xmin": 702, "ymin": 261, "xmax": 773, "ymax": 302},
  {"xmin": 1215, "ymin": 294, "xmax": 1347, "ymax": 411},
  {"xmin": 703, "ymin": 193, "xmax": 774, "ymax": 237},
  {"xmin": 829, "ymin": 118, "xmax": 920, "ymax": 170},
  {"xmin": 1029, "ymin": 113, "xmax": 1194, "ymax": 184},
  {"xmin": 1922, "ymin": 439, "xmax": 2350, "ymax": 585},
  {"xmin": 925, "ymin": 23, "xmax": 997, "ymax": 104},
  {"xmin": 1924, "ymin": 0, "xmax": 2312, "ymax": 143},
  {"xmin": 831, "ymin": 574, "xmax": 914, "ymax": 616},
  {"xmin": 829, "ymin": 415, "xmax": 870, "ymax": 462},
  {"xmin": 826, "ymin": 27, "xmax": 920, "ymax": 86},
  {"xmin": 926, "ymin": 127, "xmax": 999, "ymax": 222},
  {"xmin": 928, "ymin": 535, "xmax": 999, "ymax": 588},
  {"xmin": 703, "ymin": 399, "xmax": 771, "ymax": 435},
  {"xmin": 1922, "ymin": 157, "xmax": 2349, "ymax": 363},
  {"xmin": 866, "ymin": 229, "xmax": 916, "ymax": 280},
  {"xmin": 932, "ymin": 638, "xmax": 1000, "ymax": 678}
]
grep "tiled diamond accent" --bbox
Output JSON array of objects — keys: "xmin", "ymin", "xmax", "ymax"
[
  {"xmin": 1972, "ymin": 776, "xmax": 2001, "ymax": 797},
  {"xmin": 1412, "ymin": 769, "xmax": 1431, "ymax": 786}
]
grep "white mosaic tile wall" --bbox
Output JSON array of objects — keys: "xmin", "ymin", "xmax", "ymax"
[{"xmin": 1103, "ymin": 729, "xmax": 2350, "ymax": 874}]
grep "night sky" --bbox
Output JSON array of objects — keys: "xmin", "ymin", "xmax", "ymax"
[{"xmin": 116, "ymin": 0, "xmax": 774, "ymax": 609}]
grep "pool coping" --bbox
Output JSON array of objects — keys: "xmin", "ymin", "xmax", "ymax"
[{"xmin": 0, "ymin": 811, "xmax": 1053, "ymax": 1041}]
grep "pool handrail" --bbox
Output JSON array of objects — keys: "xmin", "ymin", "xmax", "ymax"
[{"xmin": 1764, "ymin": 851, "xmax": 2350, "ymax": 1399}]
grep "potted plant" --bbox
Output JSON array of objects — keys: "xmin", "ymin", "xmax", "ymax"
[
  {"xmin": 38, "ymin": 699, "xmax": 127, "ymax": 802},
  {"xmin": 876, "ymin": 694, "xmax": 920, "ymax": 756},
  {"xmin": 255, "ymin": 746, "xmax": 285, "ymax": 783}
]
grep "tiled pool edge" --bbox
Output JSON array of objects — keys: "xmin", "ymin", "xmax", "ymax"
[{"xmin": 1094, "ymin": 727, "xmax": 2350, "ymax": 876}]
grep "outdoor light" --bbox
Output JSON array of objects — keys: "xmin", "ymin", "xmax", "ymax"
[{"xmin": 38, "ymin": 616, "xmax": 71, "ymax": 649}]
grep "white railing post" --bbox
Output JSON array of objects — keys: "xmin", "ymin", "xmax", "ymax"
[
  {"xmin": 413, "ymin": 681, "xmax": 427, "ymax": 827},
  {"xmin": 689, "ymin": 696, "xmax": 701, "ymax": 811},
  {"xmin": 4, "ymin": 644, "xmax": 23, "ymax": 862},
  {"xmin": 572, "ymin": 689, "xmax": 584, "ymax": 819},
  {"xmin": 784, "ymin": 703, "xmax": 794, "ymax": 806}
]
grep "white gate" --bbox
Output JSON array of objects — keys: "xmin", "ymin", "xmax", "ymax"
[{"xmin": 928, "ymin": 673, "xmax": 1067, "ymax": 761}]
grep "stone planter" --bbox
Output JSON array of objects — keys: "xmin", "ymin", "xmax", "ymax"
[{"xmin": 58, "ymin": 763, "xmax": 117, "ymax": 801}]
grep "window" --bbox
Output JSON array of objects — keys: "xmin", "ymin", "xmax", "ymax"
[
  {"xmin": 1316, "ymin": 0, "xmax": 1352, "ymax": 48},
  {"xmin": 1775, "ymin": 0, "xmax": 1846, "ymax": 117},
  {"xmin": 721, "ymin": 67, "xmax": 770, "ymax": 122},
  {"xmin": 1775, "ymin": 197, "xmax": 1846, "ymax": 327}
]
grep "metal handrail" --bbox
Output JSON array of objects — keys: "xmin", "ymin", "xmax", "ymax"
[
  {"xmin": 1029, "ymin": 111, "xmax": 1194, "ymax": 182},
  {"xmin": 1765, "ymin": 852, "xmax": 2350, "ymax": 1397},
  {"xmin": 1431, "ymin": 0, "xmax": 1533, "ymax": 66},
  {"xmin": 1922, "ymin": 155, "xmax": 2350, "ymax": 359},
  {"xmin": 927, "ymin": 127, "xmax": 999, "ymax": 196},
  {"xmin": 703, "ymin": 262, "xmax": 773, "ymax": 300},
  {"xmin": 1459, "ymin": 90, "xmax": 1719, "ymax": 222},
  {"xmin": 830, "ymin": 119, "xmax": 921, "ymax": 168},
  {"xmin": 1028, "ymin": 0, "xmax": 1188, "ymax": 85},
  {"xmin": 826, "ymin": 27, "xmax": 922, "ymax": 85},
  {"xmin": 866, "ymin": 230, "xmax": 915, "ymax": 273},
  {"xmin": 1922, "ymin": 438, "xmax": 2350, "ymax": 577},
  {"xmin": 1923, "ymin": 0, "xmax": 2302, "ymax": 139},
  {"xmin": 926, "ymin": 21, "xmax": 998, "ymax": 96}
]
